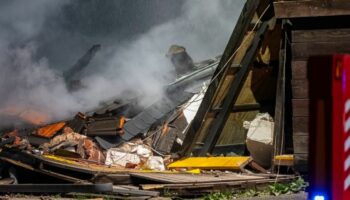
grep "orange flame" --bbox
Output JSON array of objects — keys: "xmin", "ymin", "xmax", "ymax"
[
  {"xmin": 37, "ymin": 122, "xmax": 66, "ymax": 138},
  {"xmin": 0, "ymin": 105, "xmax": 51, "ymax": 125}
]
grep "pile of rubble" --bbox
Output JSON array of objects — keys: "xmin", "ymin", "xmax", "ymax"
[
  {"xmin": 0, "ymin": 44, "xmax": 220, "ymax": 171},
  {"xmin": 0, "ymin": 45, "xmax": 296, "ymax": 198},
  {"xmin": 1, "ymin": 116, "xmax": 169, "ymax": 171}
]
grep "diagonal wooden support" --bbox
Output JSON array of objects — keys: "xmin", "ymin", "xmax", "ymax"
[
  {"xmin": 179, "ymin": 0, "xmax": 264, "ymax": 157},
  {"xmin": 198, "ymin": 22, "xmax": 269, "ymax": 156}
]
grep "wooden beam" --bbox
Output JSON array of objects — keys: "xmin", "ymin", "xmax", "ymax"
[
  {"xmin": 292, "ymin": 29, "xmax": 350, "ymax": 43},
  {"xmin": 274, "ymin": 0, "xmax": 350, "ymax": 18},
  {"xmin": 198, "ymin": 22, "xmax": 269, "ymax": 156},
  {"xmin": 292, "ymin": 41, "xmax": 350, "ymax": 60},
  {"xmin": 179, "ymin": 0, "xmax": 264, "ymax": 156},
  {"xmin": 272, "ymin": 21, "xmax": 287, "ymax": 168},
  {"xmin": 211, "ymin": 103, "xmax": 261, "ymax": 113}
]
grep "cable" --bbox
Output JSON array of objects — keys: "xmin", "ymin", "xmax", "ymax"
[{"xmin": 274, "ymin": 30, "xmax": 288, "ymax": 184}]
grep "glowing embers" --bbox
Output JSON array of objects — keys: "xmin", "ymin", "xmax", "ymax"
[
  {"xmin": 0, "ymin": 105, "xmax": 51, "ymax": 126},
  {"xmin": 36, "ymin": 122, "xmax": 66, "ymax": 138}
]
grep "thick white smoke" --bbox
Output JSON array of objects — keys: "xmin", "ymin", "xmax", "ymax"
[{"xmin": 0, "ymin": 0, "xmax": 245, "ymax": 127}]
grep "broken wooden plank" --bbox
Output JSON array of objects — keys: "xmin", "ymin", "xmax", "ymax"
[
  {"xmin": 92, "ymin": 174, "xmax": 131, "ymax": 185},
  {"xmin": 112, "ymin": 186, "xmax": 159, "ymax": 197},
  {"xmin": 130, "ymin": 172, "xmax": 266, "ymax": 184},
  {"xmin": 140, "ymin": 176, "xmax": 295, "ymax": 191},
  {"xmin": 248, "ymin": 161, "xmax": 268, "ymax": 173},
  {"xmin": 274, "ymin": 0, "xmax": 350, "ymax": 18},
  {"xmin": 0, "ymin": 156, "xmax": 87, "ymax": 183}
]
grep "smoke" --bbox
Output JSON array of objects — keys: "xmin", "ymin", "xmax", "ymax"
[{"xmin": 0, "ymin": 0, "xmax": 245, "ymax": 126}]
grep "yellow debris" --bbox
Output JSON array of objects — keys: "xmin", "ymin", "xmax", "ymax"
[
  {"xmin": 274, "ymin": 154, "xmax": 294, "ymax": 166},
  {"xmin": 167, "ymin": 157, "xmax": 251, "ymax": 170},
  {"xmin": 187, "ymin": 169, "xmax": 201, "ymax": 174},
  {"xmin": 274, "ymin": 154, "xmax": 294, "ymax": 161},
  {"xmin": 44, "ymin": 155, "xmax": 76, "ymax": 165},
  {"xmin": 43, "ymin": 155, "xmax": 202, "ymax": 174}
]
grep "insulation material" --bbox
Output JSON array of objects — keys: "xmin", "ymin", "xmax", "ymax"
[
  {"xmin": 104, "ymin": 140, "xmax": 152, "ymax": 168},
  {"xmin": 244, "ymin": 113, "xmax": 274, "ymax": 168},
  {"xmin": 144, "ymin": 156, "xmax": 165, "ymax": 171},
  {"xmin": 105, "ymin": 150, "xmax": 141, "ymax": 167},
  {"xmin": 133, "ymin": 145, "xmax": 152, "ymax": 158}
]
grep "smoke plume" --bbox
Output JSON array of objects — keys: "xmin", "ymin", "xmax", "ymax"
[{"xmin": 0, "ymin": 0, "xmax": 245, "ymax": 126}]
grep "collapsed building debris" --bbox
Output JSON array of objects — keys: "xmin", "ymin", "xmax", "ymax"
[{"xmin": 0, "ymin": 0, "xmax": 311, "ymax": 198}]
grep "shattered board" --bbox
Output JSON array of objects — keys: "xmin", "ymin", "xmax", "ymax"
[{"xmin": 130, "ymin": 172, "xmax": 265, "ymax": 184}]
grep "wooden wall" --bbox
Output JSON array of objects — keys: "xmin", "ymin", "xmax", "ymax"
[{"xmin": 291, "ymin": 28, "xmax": 350, "ymax": 173}]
